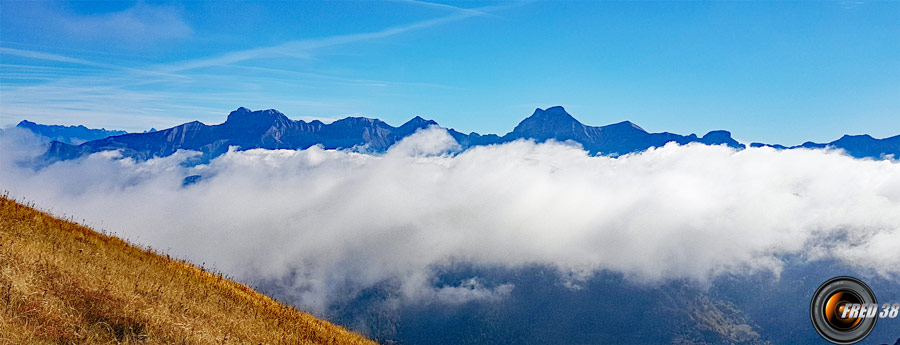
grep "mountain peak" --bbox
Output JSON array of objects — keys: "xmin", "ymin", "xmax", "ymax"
[
  {"xmin": 331, "ymin": 116, "xmax": 384, "ymax": 126},
  {"xmin": 534, "ymin": 106, "xmax": 575, "ymax": 119},
  {"xmin": 401, "ymin": 116, "xmax": 438, "ymax": 128},
  {"xmin": 519, "ymin": 106, "xmax": 580, "ymax": 125},
  {"xmin": 225, "ymin": 107, "xmax": 290, "ymax": 126},
  {"xmin": 226, "ymin": 107, "xmax": 251, "ymax": 119},
  {"xmin": 510, "ymin": 106, "xmax": 585, "ymax": 140},
  {"xmin": 544, "ymin": 105, "xmax": 567, "ymax": 112},
  {"xmin": 700, "ymin": 130, "xmax": 743, "ymax": 148},
  {"xmin": 838, "ymin": 134, "xmax": 874, "ymax": 140}
]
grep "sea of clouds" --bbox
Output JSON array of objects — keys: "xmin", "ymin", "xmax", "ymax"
[{"xmin": 2, "ymin": 126, "xmax": 899, "ymax": 313}]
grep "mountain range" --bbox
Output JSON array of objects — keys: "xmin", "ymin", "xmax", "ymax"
[
  {"xmin": 750, "ymin": 135, "xmax": 900, "ymax": 160},
  {"xmin": 22, "ymin": 106, "xmax": 900, "ymax": 163},
  {"xmin": 16, "ymin": 120, "xmax": 127, "ymax": 145}
]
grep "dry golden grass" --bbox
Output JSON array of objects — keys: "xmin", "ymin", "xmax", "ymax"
[{"xmin": 0, "ymin": 195, "xmax": 377, "ymax": 345}]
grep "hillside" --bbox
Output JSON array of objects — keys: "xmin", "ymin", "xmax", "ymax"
[{"xmin": 0, "ymin": 195, "xmax": 376, "ymax": 345}]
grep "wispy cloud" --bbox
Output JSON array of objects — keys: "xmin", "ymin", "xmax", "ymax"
[
  {"xmin": 0, "ymin": 47, "xmax": 185, "ymax": 80},
  {"xmin": 219, "ymin": 64, "xmax": 459, "ymax": 90},
  {"xmin": 397, "ymin": 0, "xmax": 489, "ymax": 16},
  {"xmin": 157, "ymin": 5, "xmax": 499, "ymax": 73},
  {"xmin": 54, "ymin": 3, "xmax": 192, "ymax": 44},
  {"xmin": 0, "ymin": 47, "xmax": 120, "ymax": 70}
]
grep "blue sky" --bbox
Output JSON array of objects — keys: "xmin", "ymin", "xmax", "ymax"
[{"xmin": 1, "ymin": 1, "xmax": 897, "ymax": 145}]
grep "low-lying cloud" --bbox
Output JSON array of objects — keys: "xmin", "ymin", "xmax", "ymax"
[{"xmin": 2, "ymin": 127, "xmax": 899, "ymax": 313}]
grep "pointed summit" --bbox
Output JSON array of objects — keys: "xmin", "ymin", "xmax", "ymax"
[
  {"xmin": 510, "ymin": 106, "xmax": 585, "ymax": 141},
  {"xmin": 393, "ymin": 116, "xmax": 440, "ymax": 138},
  {"xmin": 400, "ymin": 116, "xmax": 438, "ymax": 129},
  {"xmin": 407, "ymin": 115, "xmax": 428, "ymax": 123}
]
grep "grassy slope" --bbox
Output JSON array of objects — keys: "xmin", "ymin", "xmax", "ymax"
[{"xmin": 0, "ymin": 196, "xmax": 376, "ymax": 345}]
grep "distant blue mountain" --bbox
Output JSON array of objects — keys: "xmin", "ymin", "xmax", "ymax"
[
  {"xmin": 41, "ymin": 106, "xmax": 746, "ymax": 163},
  {"xmin": 751, "ymin": 134, "xmax": 900, "ymax": 159},
  {"xmin": 17, "ymin": 120, "xmax": 127, "ymax": 145},
  {"xmin": 495, "ymin": 106, "xmax": 743, "ymax": 155},
  {"xmin": 44, "ymin": 107, "xmax": 441, "ymax": 163},
  {"xmin": 37, "ymin": 106, "xmax": 897, "ymax": 163}
]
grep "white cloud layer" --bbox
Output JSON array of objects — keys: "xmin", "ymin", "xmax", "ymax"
[{"xmin": 2, "ymin": 127, "xmax": 899, "ymax": 313}]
